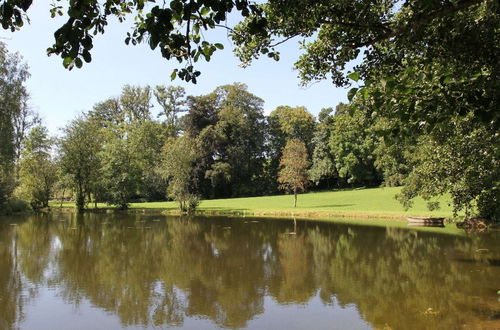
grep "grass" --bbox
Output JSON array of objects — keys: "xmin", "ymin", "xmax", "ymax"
[{"xmin": 50, "ymin": 186, "xmax": 457, "ymax": 220}]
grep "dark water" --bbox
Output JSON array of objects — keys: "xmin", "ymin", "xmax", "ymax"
[{"xmin": 0, "ymin": 213, "xmax": 499, "ymax": 330}]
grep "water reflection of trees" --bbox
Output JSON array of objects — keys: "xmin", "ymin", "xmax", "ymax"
[
  {"xmin": 0, "ymin": 224, "xmax": 23, "ymax": 329},
  {"xmin": 0, "ymin": 215, "xmax": 48, "ymax": 330},
  {"xmin": 0, "ymin": 214, "xmax": 499, "ymax": 329}
]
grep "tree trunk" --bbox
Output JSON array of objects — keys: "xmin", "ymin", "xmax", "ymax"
[
  {"xmin": 87, "ymin": 190, "xmax": 92, "ymax": 208},
  {"xmin": 294, "ymin": 189, "xmax": 297, "ymax": 208},
  {"xmin": 60, "ymin": 188, "xmax": 65, "ymax": 208},
  {"xmin": 76, "ymin": 181, "xmax": 85, "ymax": 213}
]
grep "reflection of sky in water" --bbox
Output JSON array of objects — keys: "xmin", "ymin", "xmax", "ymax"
[
  {"xmin": 18, "ymin": 288, "xmax": 370, "ymax": 329},
  {"xmin": 249, "ymin": 295, "xmax": 370, "ymax": 330}
]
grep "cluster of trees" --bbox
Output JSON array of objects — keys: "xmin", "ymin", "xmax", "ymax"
[
  {"xmin": 2, "ymin": 77, "xmax": 496, "ymax": 219},
  {"xmin": 55, "ymin": 82, "xmax": 328, "ymax": 212},
  {"xmin": 1, "ymin": 0, "xmax": 498, "ymax": 219}
]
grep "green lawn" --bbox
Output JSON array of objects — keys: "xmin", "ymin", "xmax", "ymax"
[{"xmin": 51, "ymin": 186, "xmax": 458, "ymax": 219}]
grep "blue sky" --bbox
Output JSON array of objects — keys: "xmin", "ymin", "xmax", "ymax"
[{"xmin": 1, "ymin": 2, "xmax": 348, "ymax": 134}]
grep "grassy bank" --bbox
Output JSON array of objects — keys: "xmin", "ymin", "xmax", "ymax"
[{"xmin": 51, "ymin": 187, "xmax": 457, "ymax": 220}]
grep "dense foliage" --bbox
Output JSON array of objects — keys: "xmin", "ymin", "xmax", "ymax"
[
  {"xmin": 0, "ymin": 70, "xmax": 497, "ymax": 218},
  {"xmin": 160, "ymin": 136, "xmax": 201, "ymax": 212},
  {"xmin": 16, "ymin": 126, "xmax": 56, "ymax": 209},
  {"xmin": 0, "ymin": 42, "xmax": 37, "ymax": 213},
  {"xmin": 0, "ymin": 0, "xmax": 498, "ymax": 219}
]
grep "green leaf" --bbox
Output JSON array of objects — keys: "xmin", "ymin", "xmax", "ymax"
[
  {"xmin": 348, "ymin": 88, "xmax": 358, "ymax": 102},
  {"xmin": 75, "ymin": 57, "xmax": 83, "ymax": 69},
  {"xmin": 63, "ymin": 57, "xmax": 73, "ymax": 68},
  {"xmin": 200, "ymin": 7, "xmax": 210, "ymax": 16},
  {"xmin": 82, "ymin": 50, "xmax": 92, "ymax": 63},
  {"xmin": 362, "ymin": 87, "xmax": 369, "ymax": 99},
  {"xmin": 214, "ymin": 43, "xmax": 224, "ymax": 50},
  {"xmin": 348, "ymin": 71, "xmax": 360, "ymax": 82}
]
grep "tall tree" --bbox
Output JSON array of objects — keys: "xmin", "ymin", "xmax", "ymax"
[
  {"xmin": 129, "ymin": 119, "xmax": 169, "ymax": 201},
  {"xmin": 59, "ymin": 117, "xmax": 102, "ymax": 212},
  {"xmin": 268, "ymin": 106, "xmax": 316, "ymax": 153},
  {"xmin": 0, "ymin": 42, "xmax": 30, "ymax": 207},
  {"xmin": 183, "ymin": 83, "xmax": 267, "ymax": 198},
  {"xmin": 201, "ymin": 83, "xmax": 267, "ymax": 197},
  {"xmin": 13, "ymin": 99, "xmax": 40, "ymax": 177},
  {"xmin": 234, "ymin": 0, "xmax": 498, "ymax": 217},
  {"xmin": 184, "ymin": 93, "xmax": 218, "ymax": 137},
  {"xmin": 16, "ymin": 126, "xmax": 57, "ymax": 209},
  {"xmin": 329, "ymin": 103, "xmax": 381, "ymax": 186},
  {"xmin": 277, "ymin": 139, "xmax": 310, "ymax": 207},
  {"xmin": 99, "ymin": 125, "xmax": 142, "ymax": 209},
  {"xmin": 309, "ymin": 107, "xmax": 336, "ymax": 188}
]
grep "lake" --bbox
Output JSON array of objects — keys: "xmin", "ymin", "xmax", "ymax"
[{"xmin": 0, "ymin": 212, "xmax": 499, "ymax": 329}]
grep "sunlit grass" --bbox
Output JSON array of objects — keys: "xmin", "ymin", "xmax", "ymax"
[{"xmin": 51, "ymin": 186, "xmax": 457, "ymax": 219}]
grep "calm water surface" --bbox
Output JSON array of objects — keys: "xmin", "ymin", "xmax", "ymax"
[{"xmin": 0, "ymin": 213, "xmax": 499, "ymax": 329}]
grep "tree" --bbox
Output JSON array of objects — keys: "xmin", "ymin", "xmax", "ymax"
[
  {"xmin": 184, "ymin": 93, "xmax": 219, "ymax": 137},
  {"xmin": 277, "ymin": 139, "xmax": 310, "ymax": 207},
  {"xmin": 16, "ymin": 126, "xmax": 57, "ymax": 209},
  {"xmin": 372, "ymin": 117, "xmax": 415, "ymax": 188},
  {"xmin": 268, "ymin": 106, "xmax": 315, "ymax": 193},
  {"xmin": 0, "ymin": 42, "xmax": 30, "ymax": 208},
  {"xmin": 59, "ymin": 117, "xmax": 103, "ymax": 212},
  {"xmin": 309, "ymin": 107, "xmax": 336, "ymax": 188},
  {"xmin": 160, "ymin": 136, "xmax": 201, "ymax": 212},
  {"xmin": 129, "ymin": 119, "xmax": 169, "ymax": 201},
  {"xmin": 182, "ymin": 83, "xmax": 268, "ymax": 199},
  {"xmin": 397, "ymin": 114, "xmax": 499, "ymax": 220},
  {"xmin": 199, "ymin": 83, "xmax": 267, "ymax": 198},
  {"xmin": 268, "ymin": 106, "xmax": 315, "ymax": 152},
  {"xmin": 99, "ymin": 125, "xmax": 142, "ymax": 209},
  {"xmin": 13, "ymin": 98, "xmax": 40, "ymax": 177},
  {"xmin": 1, "ymin": 1, "xmax": 496, "ymax": 102},
  {"xmin": 329, "ymin": 104, "xmax": 380, "ymax": 186}
]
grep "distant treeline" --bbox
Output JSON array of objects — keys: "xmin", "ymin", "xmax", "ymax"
[{"xmin": 0, "ymin": 42, "xmax": 498, "ymax": 219}]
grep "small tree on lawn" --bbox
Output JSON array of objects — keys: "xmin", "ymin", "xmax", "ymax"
[{"xmin": 278, "ymin": 138, "xmax": 310, "ymax": 207}]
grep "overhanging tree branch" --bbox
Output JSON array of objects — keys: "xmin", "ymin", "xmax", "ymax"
[{"xmin": 350, "ymin": 0, "xmax": 484, "ymax": 49}]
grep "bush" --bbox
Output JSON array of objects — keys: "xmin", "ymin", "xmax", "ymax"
[
  {"xmin": 179, "ymin": 194, "xmax": 200, "ymax": 213},
  {"xmin": 8, "ymin": 199, "xmax": 32, "ymax": 213},
  {"xmin": 0, "ymin": 198, "xmax": 32, "ymax": 215}
]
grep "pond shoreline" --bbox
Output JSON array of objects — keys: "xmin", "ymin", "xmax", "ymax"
[
  {"xmin": 46, "ymin": 205, "xmax": 426, "ymax": 221},
  {"xmin": 39, "ymin": 205, "xmax": 472, "ymax": 236}
]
